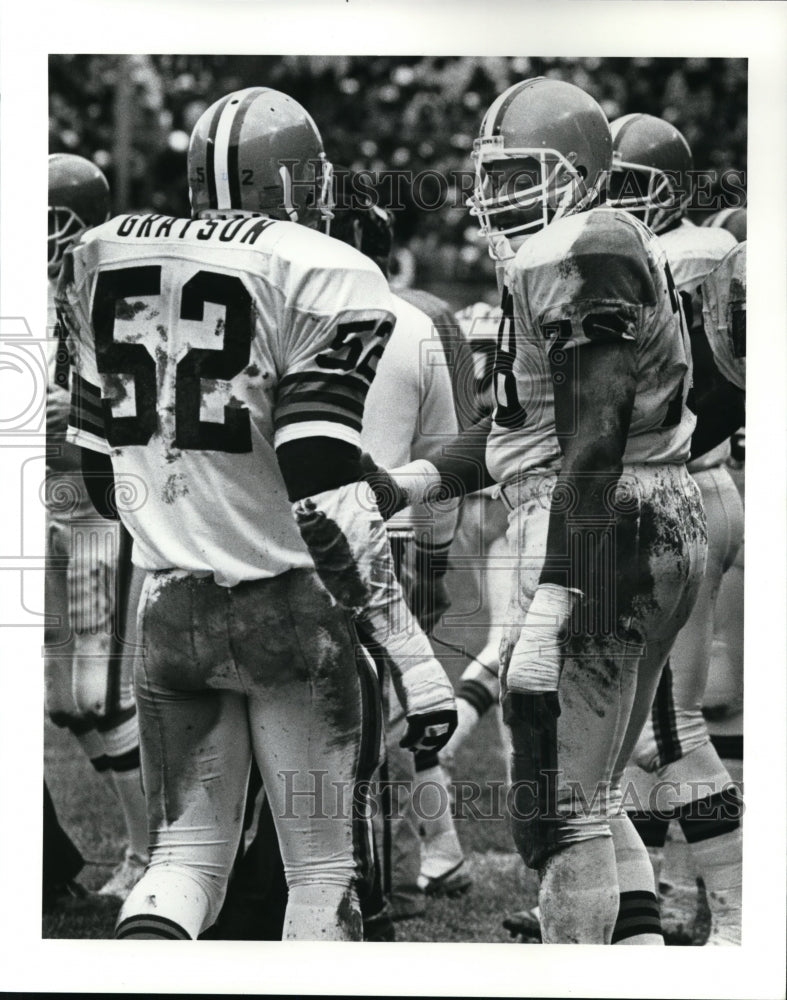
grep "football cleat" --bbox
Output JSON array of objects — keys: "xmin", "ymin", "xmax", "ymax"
[
  {"xmin": 97, "ymin": 849, "xmax": 147, "ymax": 901},
  {"xmin": 502, "ymin": 905, "xmax": 542, "ymax": 942},
  {"xmin": 188, "ymin": 87, "xmax": 334, "ymax": 232},
  {"xmin": 42, "ymin": 877, "xmax": 96, "ymax": 914},
  {"xmin": 48, "ymin": 153, "xmax": 110, "ymax": 275},
  {"xmin": 608, "ymin": 114, "xmax": 693, "ymax": 234},
  {"xmin": 468, "ymin": 77, "xmax": 611, "ymax": 257},
  {"xmin": 416, "ymin": 859, "xmax": 472, "ymax": 897}
]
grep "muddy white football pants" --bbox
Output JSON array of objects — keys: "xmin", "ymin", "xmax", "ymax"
[
  {"xmin": 116, "ymin": 567, "xmax": 379, "ymax": 941},
  {"xmin": 501, "ymin": 464, "xmax": 707, "ymax": 866},
  {"xmin": 630, "ymin": 464, "xmax": 744, "ymax": 794},
  {"xmin": 44, "ymin": 514, "xmax": 140, "ymax": 769}
]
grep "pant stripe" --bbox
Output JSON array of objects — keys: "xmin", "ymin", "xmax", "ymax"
[
  {"xmin": 105, "ymin": 524, "xmax": 133, "ymax": 717},
  {"xmin": 652, "ymin": 661, "xmax": 681, "ymax": 767},
  {"xmin": 352, "ymin": 642, "xmax": 382, "ymax": 900}
]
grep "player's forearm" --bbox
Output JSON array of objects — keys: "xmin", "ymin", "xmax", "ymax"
[
  {"xmin": 689, "ymin": 379, "xmax": 746, "ymax": 461},
  {"xmin": 363, "ymin": 416, "xmax": 495, "ymax": 519},
  {"xmin": 539, "ymin": 442, "xmax": 624, "ymax": 592},
  {"xmin": 80, "ymin": 447, "xmax": 120, "ymax": 520},
  {"xmin": 541, "ymin": 341, "xmax": 633, "ymax": 594}
]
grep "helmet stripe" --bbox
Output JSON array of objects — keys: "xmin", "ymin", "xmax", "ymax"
[
  {"xmin": 482, "ymin": 79, "xmax": 535, "ymax": 138},
  {"xmin": 213, "ymin": 96, "xmax": 246, "ymax": 210},
  {"xmin": 227, "ymin": 88, "xmax": 268, "ymax": 209},
  {"xmin": 611, "ymin": 113, "xmax": 644, "ymax": 149},
  {"xmin": 205, "ymin": 92, "xmax": 234, "ymax": 209}
]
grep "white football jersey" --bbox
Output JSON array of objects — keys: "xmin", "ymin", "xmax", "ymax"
[
  {"xmin": 701, "ymin": 242, "xmax": 746, "ymax": 391},
  {"xmin": 455, "ymin": 299, "xmax": 500, "ymax": 422},
  {"xmin": 657, "ymin": 218, "xmax": 737, "ymax": 331},
  {"xmin": 362, "ymin": 293, "xmax": 459, "ymax": 546},
  {"xmin": 63, "ymin": 213, "xmax": 396, "ymax": 586},
  {"xmin": 486, "ymin": 208, "xmax": 696, "ymax": 484},
  {"xmin": 47, "ymin": 278, "xmax": 95, "ymax": 520}
]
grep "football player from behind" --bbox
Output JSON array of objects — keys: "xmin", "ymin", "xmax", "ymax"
[
  {"xmin": 331, "ymin": 187, "xmax": 467, "ymax": 911},
  {"xmin": 46, "ymin": 154, "xmax": 149, "ymax": 901},
  {"xmin": 61, "ymin": 87, "xmax": 456, "ymax": 941},
  {"xmin": 609, "ymin": 118, "xmax": 745, "ymax": 943},
  {"xmin": 366, "ymin": 77, "xmax": 707, "ymax": 943},
  {"xmin": 699, "ymin": 236, "xmax": 746, "ymax": 746}
]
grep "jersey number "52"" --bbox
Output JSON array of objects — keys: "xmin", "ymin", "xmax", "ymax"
[{"xmin": 93, "ymin": 265, "xmax": 254, "ymax": 452}]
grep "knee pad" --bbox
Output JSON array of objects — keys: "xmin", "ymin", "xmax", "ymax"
[{"xmin": 506, "ymin": 693, "xmax": 562, "ymax": 870}]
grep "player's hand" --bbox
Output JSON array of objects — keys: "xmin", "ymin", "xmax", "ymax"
[
  {"xmin": 359, "ymin": 452, "xmax": 410, "ymax": 521},
  {"xmin": 501, "ymin": 584, "xmax": 580, "ymax": 697},
  {"xmin": 400, "ymin": 710, "xmax": 458, "ymax": 754},
  {"xmin": 397, "ymin": 660, "xmax": 457, "ymax": 755}
]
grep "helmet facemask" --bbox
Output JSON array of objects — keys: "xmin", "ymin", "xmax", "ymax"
[
  {"xmin": 276, "ymin": 152, "xmax": 335, "ymax": 234},
  {"xmin": 608, "ymin": 152, "xmax": 689, "ymax": 234},
  {"xmin": 468, "ymin": 135, "xmax": 603, "ymax": 260},
  {"xmin": 48, "ymin": 205, "xmax": 89, "ymax": 275}
]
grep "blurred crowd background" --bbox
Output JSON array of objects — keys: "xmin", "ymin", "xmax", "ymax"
[{"xmin": 49, "ymin": 55, "xmax": 747, "ymax": 303}]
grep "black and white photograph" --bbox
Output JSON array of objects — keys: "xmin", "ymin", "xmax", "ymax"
[{"xmin": 1, "ymin": 1, "xmax": 785, "ymax": 996}]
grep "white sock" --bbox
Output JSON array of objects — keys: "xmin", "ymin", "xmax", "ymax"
[
  {"xmin": 539, "ymin": 839, "xmax": 620, "ymax": 944},
  {"xmin": 610, "ymin": 812, "xmax": 664, "ymax": 944},
  {"xmin": 111, "ymin": 768, "xmax": 149, "ymax": 860},
  {"xmin": 284, "ymin": 884, "xmax": 362, "ymax": 941},
  {"xmin": 690, "ymin": 827, "xmax": 742, "ymax": 945},
  {"xmin": 116, "ymin": 865, "xmax": 212, "ymax": 939}
]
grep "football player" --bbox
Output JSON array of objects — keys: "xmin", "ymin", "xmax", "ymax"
[
  {"xmin": 332, "ymin": 192, "xmax": 467, "ymax": 911},
  {"xmin": 701, "ymin": 236, "xmax": 746, "ymax": 742},
  {"xmin": 61, "ymin": 87, "xmax": 456, "ymax": 941},
  {"xmin": 702, "ymin": 206, "xmax": 747, "ymax": 244},
  {"xmin": 437, "ymin": 300, "xmax": 510, "ymax": 779},
  {"xmin": 208, "ymin": 186, "xmax": 465, "ymax": 938},
  {"xmin": 46, "ymin": 153, "xmax": 149, "ymax": 900},
  {"xmin": 608, "ymin": 119, "xmax": 745, "ymax": 943},
  {"xmin": 365, "ymin": 77, "xmax": 707, "ymax": 944}
]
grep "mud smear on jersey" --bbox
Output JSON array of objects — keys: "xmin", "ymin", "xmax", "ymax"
[
  {"xmin": 103, "ymin": 372, "xmax": 129, "ymax": 407},
  {"xmin": 115, "ymin": 299, "xmax": 149, "ymax": 322},
  {"xmin": 162, "ymin": 472, "xmax": 189, "ymax": 504}
]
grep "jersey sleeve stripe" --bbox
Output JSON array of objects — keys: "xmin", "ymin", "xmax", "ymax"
[
  {"xmin": 277, "ymin": 388, "xmax": 365, "ymax": 417},
  {"xmin": 69, "ymin": 373, "xmax": 107, "ymax": 441},
  {"xmin": 274, "ymin": 419, "xmax": 361, "ymax": 450},
  {"xmin": 274, "ymin": 409, "xmax": 361, "ymax": 432},
  {"xmin": 277, "ymin": 370, "xmax": 372, "ymax": 394}
]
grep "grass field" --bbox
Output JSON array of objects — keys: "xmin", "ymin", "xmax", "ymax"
[{"xmin": 42, "ymin": 546, "xmax": 713, "ymax": 945}]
